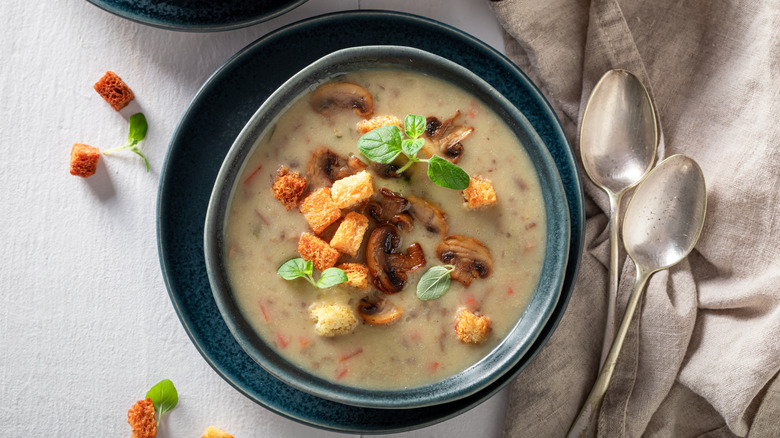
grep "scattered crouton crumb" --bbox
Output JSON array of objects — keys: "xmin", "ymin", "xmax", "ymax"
[
  {"xmin": 310, "ymin": 302, "xmax": 358, "ymax": 337},
  {"xmin": 337, "ymin": 263, "xmax": 369, "ymax": 289},
  {"xmin": 298, "ymin": 233, "xmax": 341, "ymax": 272},
  {"xmin": 127, "ymin": 398, "xmax": 157, "ymax": 438},
  {"xmin": 330, "ymin": 170, "xmax": 374, "ymax": 209},
  {"xmin": 272, "ymin": 166, "xmax": 308, "ymax": 210},
  {"xmin": 356, "ymin": 115, "xmax": 402, "ymax": 133},
  {"xmin": 202, "ymin": 426, "xmax": 234, "ymax": 438},
  {"xmin": 94, "ymin": 71, "xmax": 135, "ymax": 111},
  {"xmin": 69, "ymin": 143, "xmax": 100, "ymax": 178},
  {"xmin": 462, "ymin": 176, "xmax": 497, "ymax": 209},
  {"xmin": 299, "ymin": 187, "xmax": 343, "ymax": 234},
  {"xmin": 454, "ymin": 307, "xmax": 490, "ymax": 344},
  {"xmin": 330, "ymin": 212, "xmax": 369, "ymax": 256}
]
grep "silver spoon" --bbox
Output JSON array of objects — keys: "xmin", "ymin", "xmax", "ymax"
[
  {"xmin": 580, "ymin": 69, "xmax": 658, "ymax": 366},
  {"xmin": 566, "ymin": 154, "xmax": 707, "ymax": 437}
]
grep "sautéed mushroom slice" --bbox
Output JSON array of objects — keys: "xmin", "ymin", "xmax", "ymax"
[
  {"xmin": 366, "ymin": 224, "xmax": 426, "ymax": 294},
  {"xmin": 310, "ymin": 82, "xmax": 374, "ymax": 117},
  {"xmin": 437, "ymin": 235, "xmax": 493, "ymax": 286}
]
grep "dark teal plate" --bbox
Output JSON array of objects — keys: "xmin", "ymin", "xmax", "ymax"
[
  {"xmin": 86, "ymin": 0, "xmax": 307, "ymax": 32},
  {"xmin": 157, "ymin": 10, "xmax": 584, "ymax": 433}
]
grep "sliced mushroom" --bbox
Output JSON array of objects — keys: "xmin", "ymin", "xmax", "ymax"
[
  {"xmin": 423, "ymin": 111, "xmax": 473, "ymax": 163},
  {"xmin": 307, "ymin": 147, "xmax": 364, "ymax": 185},
  {"xmin": 406, "ymin": 196, "xmax": 448, "ymax": 236},
  {"xmin": 436, "ymin": 235, "xmax": 493, "ymax": 286},
  {"xmin": 362, "ymin": 188, "xmax": 411, "ymax": 228},
  {"xmin": 357, "ymin": 292, "xmax": 403, "ymax": 325},
  {"xmin": 310, "ymin": 82, "xmax": 374, "ymax": 118},
  {"xmin": 366, "ymin": 224, "xmax": 426, "ymax": 294},
  {"xmin": 372, "ymin": 162, "xmax": 403, "ymax": 179}
]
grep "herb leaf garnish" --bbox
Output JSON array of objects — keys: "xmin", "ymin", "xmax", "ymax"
[
  {"xmin": 145, "ymin": 379, "xmax": 178, "ymax": 425},
  {"xmin": 278, "ymin": 257, "xmax": 348, "ymax": 289},
  {"xmin": 357, "ymin": 113, "xmax": 470, "ymax": 190},
  {"xmin": 103, "ymin": 112, "xmax": 150, "ymax": 171},
  {"xmin": 427, "ymin": 155, "xmax": 470, "ymax": 190},
  {"xmin": 416, "ymin": 265, "xmax": 456, "ymax": 300}
]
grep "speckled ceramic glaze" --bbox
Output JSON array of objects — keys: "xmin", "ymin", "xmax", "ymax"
[
  {"xmin": 158, "ymin": 10, "xmax": 584, "ymax": 433},
  {"xmin": 86, "ymin": 0, "xmax": 307, "ymax": 31},
  {"xmin": 205, "ymin": 45, "xmax": 570, "ymax": 409}
]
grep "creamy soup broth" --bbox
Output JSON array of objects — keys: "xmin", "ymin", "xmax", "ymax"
[{"xmin": 223, "ymin": 69, "xmax": 546, "ymax": 390}]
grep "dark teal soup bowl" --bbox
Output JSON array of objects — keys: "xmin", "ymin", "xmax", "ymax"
[{"xmin": 204, "ymin": 45, "xmax": 570, "ymax": 409}]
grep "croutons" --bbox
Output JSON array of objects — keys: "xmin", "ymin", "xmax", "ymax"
[
  {"xmin": 330, "ymin": 212, "xmax": 369, "ymax": 256},
  {"xmin": 69, "ymin": 143, "xmax": 100, "ymax": 178},
  {"xmin": 201, "ymin": 426, "xmax": 234, "ymax": 438},
  {"xmin": 272, "ymin": 166, "xmax": 308, "ymax": 210},
  {"xmin": 356, "ymin": 115, "xmax": 402, "ymax": 133},
  {"xmin": 337, "ymin": 263, "xmax": 369, "ymax": 289},
  {"xmin": 94, "ymin": 71, "xmax": 135, "ymax": 111},
  {"xmin": 330, "ymin": 170, "xmax": 374, "ymax": 209},
  {"xmin": 310, "ymin": 302, "xmax": 358, "ymax": 336},
  {"xmin": 298, "ymin": 233, "xmax": 341, "ymax": 272},
  {"xmin": 454, "ymin": 307, "xmax": 490, "ymax": 344},
  {"xmin": 127, "ymin": 398, "xmax": 157, "ymax": 438},
  {"xmin": 299, "ymin": 187, "xmax": 342, "ymax": 234},
  {"xmin": 462, "ymin": 176, "xmax": 497, "ymax": 209}
]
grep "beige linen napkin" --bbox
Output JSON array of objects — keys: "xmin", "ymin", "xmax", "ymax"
[{"xmin": 489, "ymin": 1, "xmax": 780, "ymax": 437}]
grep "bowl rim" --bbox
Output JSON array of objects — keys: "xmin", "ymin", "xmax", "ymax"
[{"xmin": 204, "ymin": 44, "xmax": 570, "ymax": 409}]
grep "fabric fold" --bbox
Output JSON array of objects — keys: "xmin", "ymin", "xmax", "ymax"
[{"xmin": 490, "ymin": 0, "xmax": 780, "ymax": 436}]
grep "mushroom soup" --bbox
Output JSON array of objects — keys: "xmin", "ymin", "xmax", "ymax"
[{"xmin": 223, "ymin": 69, "xmax": 547, "ymax": 390}]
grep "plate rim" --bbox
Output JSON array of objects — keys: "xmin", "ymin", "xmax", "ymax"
[
  {"xmin": 157, "ymin": 9, "xmax": 585, "ymax": 433},
  {"xmin": 85, "ymin": 0, "xmax": 309, "ymax": 32}
]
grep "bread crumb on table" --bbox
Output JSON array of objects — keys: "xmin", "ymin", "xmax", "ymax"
[
  {"xmin": 93, "ymin": 71, "xmax": 135, "ymax": 111},
  {"xmin": 69, "ymin": 143, "xmax": 100, "ymax": 178},
  {"xmin": 127, "ymin": 398, "xmax": 157, "ymax": 438},
  {"xmin": 202, "ymin": 426, "xmax": 235, "ymax": 438}
]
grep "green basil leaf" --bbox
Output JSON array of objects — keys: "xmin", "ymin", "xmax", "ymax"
[
  {"xmin": 427, "ymin": 155, "xmax": 470, "ymax": 190},
  {"xmin": 128, "ymin": 113, "xmax": 148, "ymax": 143},
  {"xmin": 357, "ymin": 125, "xmax": 403, "ymax": 163},
  {"xmin": 316, "ymin": 267, "xmax": 349, "ymax": 288},
  {"xmin": 145, "ymin": 379, "xmax": 178, "ymax": 424},
  {"xmin": 417, "ymin": 265, "xmax": 454, "ymax": 300},
  {"xmin": 404, "ymin": 114, "xmax": 426, "ymax": 139},
  {"xmin": 128, "ymin": 145, "xmax": 150, "ymax": 172},
  {"xmin": 277, "ymin": 258, "xmax": 311, "ymax": 280},
  {"xmin": 401, "ymin": 138, "xmax": 425, "ymax": 157}
]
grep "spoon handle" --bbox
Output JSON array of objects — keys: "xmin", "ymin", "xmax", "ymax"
[
  {"xmin": 566, "ymin": 264, "xmax": 653, "ymax": 438},
  {"xmin": 600, "ymin": 191, "xmax": 623, "ymax": 368}
]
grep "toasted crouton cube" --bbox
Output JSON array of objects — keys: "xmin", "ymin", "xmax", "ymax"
[
  {"xmin": 462, "ymin": 176, "xmax": 497, "ymax": 209},
  {"xmin": 357, "ymin": 115, "xmax": 402, "ymax": 133},
  {"xmin": 299, "ymin": 187, "xmax": 342, "ymax": 234},
  {"xmin": 298, "ymin": 233, "xmax": 341, "ymax": 271},
  {"xmin": 94, "ymin": 71, "xmax": 135, "ymax": 111},
  {"xmin": 272, "ymin": 166, "xmax": 308, "ymax": 210},
  {"xmin": 127, "ymin": 398, "xmax": 156, "ymax": 438},
  {"xmin": 310, "ymin": 302, "xmax": 358, "ymax": 337},
  {"xmin": 330, "ymin": 170, "xmax": 374, "ymax": 209},
  {"xmin": 337, "ymin": 263, "xmax": 369, "ymax": 289},
  {"xmin": 69, "ymin": 143, "xmax": 100, "ymax": 178},
  {"xmin": 454, "ymin": 308, "xmax": 490, "ymax": 344},
  {"xmin": 330, "ymin": 212, "xmax": 369, "ymax": 256},
  {"xmin": 202, "ymin": 426, "xmax": 234, "ymax": 438}
]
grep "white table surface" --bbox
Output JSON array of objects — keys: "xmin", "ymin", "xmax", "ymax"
[{"xmin": 0, "ymin": 1, "xmax": 512, "ymax": 436}]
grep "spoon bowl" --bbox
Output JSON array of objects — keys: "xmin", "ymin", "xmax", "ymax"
[
  {"xmin": 567, "ymin": 154, "xmax": 706, "ymax": 437},
  {"xmin": 580, "ymin": 69, "xmax": 658, "ymax": 366}
]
